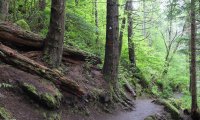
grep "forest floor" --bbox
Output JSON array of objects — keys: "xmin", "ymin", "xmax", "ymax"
[{"xmin": 0, "ymin": 62, "xmax": 190, "ymax": 120}]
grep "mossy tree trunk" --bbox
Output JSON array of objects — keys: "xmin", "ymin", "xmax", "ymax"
[
  {"xmin": 127, "ymin": 0, "xmax": 136, "ymax": 68},
  {"xmin": 103, "ymin": 0, "xmax": 120, "ymax": 99},
  {"xmin": 43, "ymin": 0, "xmax": 66, "ymax": 68},
  {"xmin": 190, "ymin": 0, "xmax": 198, "ymax": 118}
]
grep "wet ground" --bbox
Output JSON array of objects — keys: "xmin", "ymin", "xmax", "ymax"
[{"xmin": 95, "ymin": 99, "xmax": 164, "ymax": 120}]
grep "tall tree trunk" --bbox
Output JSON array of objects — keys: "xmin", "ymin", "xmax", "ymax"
[
  {"xmin": 94, "ymin": 0, "xmax": 99, "ymax": 44},
  {"xmin": 0, "ymin": 0, "xmax": 9, "ymax": 21},
  {"xmin": 142, "ymin": 0, "xmax": 146, "ymax": 37},
  {"xmin": 119, "ymin": 1, "xmax": 128, "ymax": 58},
  {"xmin": 43, "ymin": 0, "xmax": 66, "ymax": 68},
  {"xmin": 103, "ymin": 0, "xmax": 119, "ymax": 96},
  {"xmin": 190, "ymin": 0, "xmax": 198, "ymax": 118},
  {"xmin": 37, "ymin": 0, "xmax": 46, "ymax": 31},
  {"xmin": 127, "ymin": 1, "xmax": 136, "ymax": 67}
]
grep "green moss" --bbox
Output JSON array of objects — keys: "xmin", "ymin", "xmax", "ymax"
[
  {"xmin": 22, "ymin": 82, "xmax": 62, "ymax": 109},
  {"xmin": 0, "ymin": 107, "xmax": 12, "ymax": 120},
  {"xmin": 144, "ymin": 116, "xmax": 156, "ymax": 120},
  {"xmin": 41, "ymin": 93, "xmax": 60, "ymax": 109},
  {"xmin": 156, "ymin": 99, "xmax": 180, "ymax": 119},
  {"xmin": 15, "ymin": 19, "xmax": 31, "ymax": 31},
  {"xmin": 23, "ymin": 83, "xmax": 38, "ymax": 95}
]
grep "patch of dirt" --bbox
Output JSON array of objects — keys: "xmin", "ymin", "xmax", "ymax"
[
  {"xmin": 0, "ymin": 62, "xmax": 108, "ymax": 120},
  {"xmin": 0, "ymin": 65, "xmax": 58, "ymax": 95},
  {"xmin": 0, "ymin": 90, "xmax": 44, "ymax": 120}
]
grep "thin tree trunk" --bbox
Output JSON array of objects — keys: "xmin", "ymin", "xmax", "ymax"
[
  {"xmin": 142, "ymin": 0, "xmax": 146, "ymax": 37},
  {"xmin": 127, "ymin": 1, "xmax": 136, "ymax": 67},
  {"xmin": 94, "ymin": 0, "xmax": 99, "ymax": 44},
  {"xmin": 119, "ymin": 1, "xmax": 128, "ymax": 58},
  {"xmin": 38, "ymin": 0, "xmax": 46, "ymax": 31},
  {"xmin": 0, "ymin": 0, "xmax": 9, "ymax": 21},
  {"xmin": 190, "ymin": 0, "xmax": 198, "ymax": 118},
  {"xmin": 44, "ymin": 0, "xmax": 66, "ymax": 68}
]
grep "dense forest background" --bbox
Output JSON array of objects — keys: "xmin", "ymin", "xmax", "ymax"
[
  {"xmin": 1, "ymin": 0, "xmax": 193, "ymax": 108},
  {"xmin": 0, "ymin": 0, "xmax": 200, "ymax": 119}
]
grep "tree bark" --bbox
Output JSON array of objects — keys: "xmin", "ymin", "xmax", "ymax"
[
  {"xmin": 94, "ymin": 0, "xmax": 99, "ymax": 44},
  {"xmin": 0, "ymin": 22, "xmax": 43, "ymax": 48},
  {"xmin": 37, "ymin": 0, "xmax": 46, "ymax": 31},
  {"xmin": 0, "ymin": 43, "xmax": 85, "ymax": 96},
  {"xmin": 119, "ymin": 1, "xmax": 128, "ymax": 58},
  {"xmin": 127, "ymin": 1, "xmax": 136, "ymax": 67},
  {"xmin": 0, "ymin": 0, "xmax": 9, "ymax": 21},
  {"xmin": 190, "ymin": 0, "xmax": 198, "ymax": 118},
  {"xmin": 103, "ymin": 0, "xmax": 120, "ymax": 97},
  {"xmin": 44, "ymin": 0, "xmax": 66, "ymax": 68}
]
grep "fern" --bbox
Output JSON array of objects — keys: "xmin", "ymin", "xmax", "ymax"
[{"xmin": 0, "ymin": 83, "xmax": 13, "ymax": 88}]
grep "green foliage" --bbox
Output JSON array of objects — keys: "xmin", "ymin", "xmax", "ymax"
[
  {"xmin": 0, "ymin": 83, "xmax": 13, "ymax": 89},
  {"xmin": 15, "ymin": 19, "xmax": 31, "ymax": 31},
  {"xmin": 8, "ymin": 0, "xmax": 192, "ymax": 110},
  {"xmin": 0, "ymin": 107, "xmax": 12, "ymax": 120}
]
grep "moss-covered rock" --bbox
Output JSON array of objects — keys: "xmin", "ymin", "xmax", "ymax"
[
  {"xmin": 0, "ymin": 107, "xmax": 12, "ymax": 120},
  {"xmin": 155, "ymin": 99, "xmax": 180, "ymax": 119},
  {"xmin": 15, "ymin": 19, "xmax": 31, "ymax": 31},
  {"xmin": 21, "ymin": 82, "xmax": 62, "ymax": 109}
]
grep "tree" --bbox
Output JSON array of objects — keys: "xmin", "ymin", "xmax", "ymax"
[
  {"xmin": 103, "ymin": 0, "xmax": 120, "ymax": 98},
  {"xmin": 119, "ymin": 0, "xmax": 128, "ymax": 58},
  {"xmin": 94, "ymin": 0, "xmax": 99, "ymax": 44},
  {"xmin": 190, "ymin": 0, "xmax": 198, "ymax": 118},
  {"xmin": 37, "ymin": 0, "xmax": 46, "ymax": 31},
  {"xmin": 127, "ymin": 0, "xmax": 136, "ymax": 67},
  {"xmin": 0, "ymin": 0, "xmax": 9, "ymax": 21},
  {"xmin": 43, "ymin": 0, "xmax": 66, "ymax": 68}
]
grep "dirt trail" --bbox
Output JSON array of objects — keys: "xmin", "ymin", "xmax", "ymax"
[{"xmin": 95, "ymin": 99, "xmax": 164, "ymax": 120}]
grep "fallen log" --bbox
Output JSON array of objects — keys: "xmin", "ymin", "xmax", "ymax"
[
  {"xmin": 123, "ymin": 80, "xmax": 136, "ymax": 98},
  {"xmin": 0, "ymin": 21, "xmax": 43, "ymax": 48},
  {"xmin": 0, "ymin": 43, "xmax": 85, "ymax": 96},
  {"xmin": 0, "ymin": 22, "xmax": 101, "ymax": 64}
]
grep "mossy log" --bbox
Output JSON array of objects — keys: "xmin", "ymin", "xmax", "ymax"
[
  {"xmin": 155, "ymin": 99, "xmax": 180, "ymax": 120},
  {"xmin": 0, "ymin": 43, "xmax": 85, "ymax": 96},
  {"xmin": 0, "ymin": 21, "xmax": 43, "ymax": 48},
  {"xmin": 0, "ymin": 21, "xmax": 101, "ymax": 64},
  {"xmin": 123, "ymin": 80, "xmax": 136, "ymax": 97}
]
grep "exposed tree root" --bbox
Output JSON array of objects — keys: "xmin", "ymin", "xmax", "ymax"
[{"xmin": 108, "ymin": 85, "xmax": 135, "ymax": 111}]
